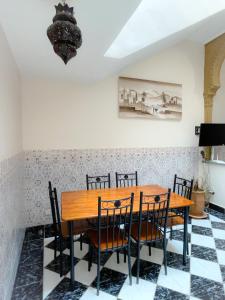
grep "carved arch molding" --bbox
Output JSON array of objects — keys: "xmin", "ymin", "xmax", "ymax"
[{"xmin": 204, "ymin": 33, "xmax": 225, "ymax": 122}]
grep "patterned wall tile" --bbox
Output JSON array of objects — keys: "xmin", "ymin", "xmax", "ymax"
[
  {"xmin": 0, "ymin": 153, "xmax": 25, "ymax": 300},
  {"xmin": 24, "ymin": 147, "xmax": 199, "ymax": 227}
]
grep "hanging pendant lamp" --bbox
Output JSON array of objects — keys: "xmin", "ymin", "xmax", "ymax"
[{"xmin": 47, "ymin": 1, "xmax": 82, "ymax": 64}]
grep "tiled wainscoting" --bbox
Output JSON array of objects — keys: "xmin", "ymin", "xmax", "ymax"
[
  {"xmin": 24, "ymin": 147, "xmax": 199, "ymax": 226},
  {"xmin": 12, "ymin": 209, "xmax": 225, "ymax": 300},
  {"xmin": 0, "ymin": 153, "xmax": 25, "ymax": 300}
]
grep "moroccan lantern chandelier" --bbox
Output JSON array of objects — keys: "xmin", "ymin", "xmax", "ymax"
[{"xmin": 47, "ymin": 0, "xmax": 82, "ymax": 64}]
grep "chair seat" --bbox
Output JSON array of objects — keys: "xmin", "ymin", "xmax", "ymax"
[
  {"xmin": 61, "ymin": 220, "xmax": 89, "ymax": 237},
  {"xmin": 87, "ymin": 228, "xmax": 127, "ymax": 250},
  {"xmin": 131, "ymin": 222, "xmax": 163, "ymax": 241},
  {"xmin": 167, "ymin": 212, "xmax": 184, "ymax": 227}
]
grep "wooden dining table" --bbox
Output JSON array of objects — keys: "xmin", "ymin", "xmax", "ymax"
[{"xmin": 61, "ymin": 184, "xmax": 193, "ymax": 288}]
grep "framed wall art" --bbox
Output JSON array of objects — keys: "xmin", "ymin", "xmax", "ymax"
[{"xmin": 118, "ymin": 76, "xmax": 182, "ymax": 120}]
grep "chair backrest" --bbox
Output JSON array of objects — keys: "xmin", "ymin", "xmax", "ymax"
[
  {"xmin": 138, "ymin": 189, "xmax": 171, "ymax": 243},
  {"xmin": 173, "ymin": 174, "xmax": 193, "ymax": 200},
  {"xmin": 97, "ymin": 193, "xmax": 134, "ymax": 251},
  {"xmin": 86, "ymin": 173, "xmax": 111, "ymax": 190},
  {"xmin": 48, "ymin": 182, "xmax": 62, "ymax": 236},
  {"xmin": 115, "ymin": 171, "xmax": 138, "ymax": 188}
]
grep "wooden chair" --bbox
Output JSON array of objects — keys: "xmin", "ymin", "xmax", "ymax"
[
  {"xmin": 48, "ymin": 182, "xmax": 88, "ymax": 276},
  {"xmin": 115, "ymin": 171, "xmax": 138, "ymax": 188},
  {"xmin": 167, "ymin": 175, "xmax": 193, "ymax": 254},
  {"xmin": 86, "ymin": 193, "xmax": 134, "ymax": 295},
  {"xmin": 86, "ymin": 174, "xmax": 111, "ymax": 190},
  {"xmin": 131, "ymin": 189, "xmax": 171, "ymax": 283}
]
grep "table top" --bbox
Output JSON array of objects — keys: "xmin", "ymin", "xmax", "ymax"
[{"xmin": 61, "ymin": 185, "xmax": 193, "ymax": 222}]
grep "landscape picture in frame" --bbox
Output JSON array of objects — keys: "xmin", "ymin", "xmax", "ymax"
[{"xmin": 118, "ymin": 76, "xmax": 182, "ymax": 120}]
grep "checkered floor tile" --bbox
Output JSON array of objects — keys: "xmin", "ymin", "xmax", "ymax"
[{"xmin": 12, "ymin": 210, "xmax": 225, "ymax": 300}]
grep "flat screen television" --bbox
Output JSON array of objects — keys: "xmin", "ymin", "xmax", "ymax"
[{"xmin": 199, "ymin": 123, "xmax": 225, "ymax": 146}]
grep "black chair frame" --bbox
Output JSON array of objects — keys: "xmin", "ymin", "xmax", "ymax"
[
  {"xmin": 86, "ymin": 173, "xmax": 111, "ymax": 190},
  {"xmin": 86, "ymin": 174, "xmax": 111, "ymax": 231},
  {"xmin": 134, "ymin": 189, "xmax": 171, "ymax": 283},
  {"xmin": 115, "ymin": 171, "xmax": 138, "ymax": 188},
  {"xmin": 169, "ymin": 174, "xmax": 193, "ymax": 254},
  {"xmin": 48, "ymin": 182, "xmax": 84, "ymax": 276},
  {"xmin": 48, "ymin": 182, "xmax": 65, "ymax": 277},
  {"xmin": 173, "ymin": 174, "xmax": 193, "ymax": 200},
  {"xmin": 88, "ymin": 193, "xmax": 134, "ymax": 295}
]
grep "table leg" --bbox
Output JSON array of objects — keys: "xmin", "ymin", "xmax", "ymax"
[
  {"xmin": 68, "ymin": 221, "xmax": 75, "ymax": 289},
  {"xmin": 183, "ymin": 206, "xmax": 188, "ymax": 265}
]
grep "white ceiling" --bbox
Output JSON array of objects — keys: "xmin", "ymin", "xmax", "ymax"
[
  {"xmin": 105, "ymin": 0, "xmax": 225, "ymax": 58},
  {"xmin": 1, "ymin": 0, "xmax": 225, "ymax": 83}
]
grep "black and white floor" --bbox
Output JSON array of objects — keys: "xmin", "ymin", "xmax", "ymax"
[{"xmin": 12, "ymin": 209, "xmax": 225, "ymax": 300}]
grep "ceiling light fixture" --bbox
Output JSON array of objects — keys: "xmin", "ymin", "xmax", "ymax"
[{"xmin": 47, "ymin": 0, "xmax": 82, "ymax": 64}]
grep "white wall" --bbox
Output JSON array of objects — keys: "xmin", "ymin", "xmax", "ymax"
[
  {"xmin": 22, "ymin": 40, "xmax": 204, "ymax": 150},
  {"xmin": 0, "ymin": 24, "xmax": 24, "ymax": 300},
  {"xmin": 208, "ymin": 163, "xmax": 225, "ymax": 208},
  {"xmin": 0, "ymin": 28, "xmax": 22, "ymax": 160}
]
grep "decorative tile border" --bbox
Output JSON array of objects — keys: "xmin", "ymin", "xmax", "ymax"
[
  {"xmin": 0, "ymin": 152, "xmax": 25, "ymax": 300},
  {"xmin": 24, "ymin": 147, "xmax": 199, "ymax": 227}
]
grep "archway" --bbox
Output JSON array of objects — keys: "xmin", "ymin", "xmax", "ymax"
[{"xmin": 204, "ymin": 33, "xmax": 225, "ymax": 122}]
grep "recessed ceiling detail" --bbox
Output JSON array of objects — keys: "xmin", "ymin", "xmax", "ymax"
[
  {"xmin": 105, "ymin": 0, "xmax": 225, "ymax": 59},
  {"xmin": 1, "ymin": 0, "xmax": 225, "ymax": 82}
]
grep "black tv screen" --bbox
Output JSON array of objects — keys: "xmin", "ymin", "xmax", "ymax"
[{"xmin": 199, "ymin": 123, "xmax": 225, "ymax": 146}]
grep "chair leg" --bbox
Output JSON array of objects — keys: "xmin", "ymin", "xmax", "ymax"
[
  {"xmin": 170, "ymin": 226, "xmax": 173, "ymax": 240},
  {"xmin": 124, "ymin": 249, "xmax": 127, "ymax": 263},
  {"xmin": 54, "ymin": 236, "xmax": 57, "ymax": 259},
  {"xmin": 59, "ymin": 237, "xmax": 63, "ymax": 277},
  {"xmin": 88, "ymin": 244, "xmax": 93, "ymax": 272},
  {"xmin": 136, "ymin": 242, "xmax": 141, "ymax": 284},
  {"xmin": 127, "ymin": 246, "xmax": 132, "ymax": 286},
  {"xmin": 117, "ymin": 250, "xmax": 120, "ymax": 264},
  {"xmin": 163, "ymin": 238, "xmax": 167, "ymax": 275},
  {"xmin": 80, "ymin": 234, "xmax": 83, "ymax": 251},
  {"xmin": 97, "ymin": 248, "xmax": 100, "ymax": 296},
  {"xmin": 186, "ymin": 235, "xmax": 189, "ymax": 255},
  {"xmin": 148, "ymin": 244, "xmax": 151, "ymax": 256}
]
